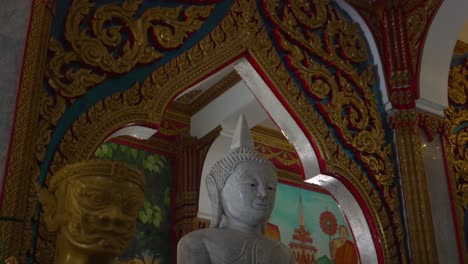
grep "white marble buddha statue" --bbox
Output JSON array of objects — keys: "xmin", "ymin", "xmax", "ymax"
[{"xmin": 177, "ymin": 115, "xmax": 295, "ymax": 264}]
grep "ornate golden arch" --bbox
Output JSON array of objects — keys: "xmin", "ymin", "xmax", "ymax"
[{"xmin": 2, "ymin": 0, "xmax": 404, "ymax": 262}]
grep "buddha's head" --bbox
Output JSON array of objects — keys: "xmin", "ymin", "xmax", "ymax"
[
  {"xmin": 206, "ymin": 115, "xmax": 277, "ymax": 232},
  {"xmin": 39, "ymin": 160, "xmax": 145, "ymax": 257}
]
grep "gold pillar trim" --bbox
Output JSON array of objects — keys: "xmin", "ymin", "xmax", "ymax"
[
  {"xmin": 391, "ymin": 109, "xmax": 438, "ymax": 264},
  {"xmin": 0, "ymin": 1, "xmax": 53, "ymax": 261}
]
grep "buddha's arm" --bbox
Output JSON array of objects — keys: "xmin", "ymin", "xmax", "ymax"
[{"xmin": 177, "ymin": 235, "xmax": 211, "ymax": 264}]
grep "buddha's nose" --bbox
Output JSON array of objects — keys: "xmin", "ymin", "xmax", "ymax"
[{"xmin": 257, "ymin": 184, "xmax": 267, "ymax": 198}]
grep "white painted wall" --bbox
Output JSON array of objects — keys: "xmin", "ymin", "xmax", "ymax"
[
  {"xmin": 421, "ymin": 133, "xmax": 458, "ymax": 262},
  {"xmin": 0, "ymin": 1, "xmax": 32, "ymax": 182},
  {"xmin": 418, "ymin": 0, "xmax": 468, "ymax": 116}
]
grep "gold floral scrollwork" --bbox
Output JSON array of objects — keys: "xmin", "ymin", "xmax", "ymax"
[
  {"xmin": 262, "ymin": 0, "xmax": 394, "ymax": 189},
  {"xmin": 46, "ymin": 0, "xmax": 215, "ymax": 99},
  {"xmin": 255, "ymin": 144, "xmax": 301, "ymax": 167},
  {"xmin": 336, "ymin": 19, "xmax": 368, "ymax": 63},
  {"xmin": 446, "ymin": 58, "xmax": 468, "ymax": 212},
  {"xmin": 448, "ymin": 60, "xmax": 468, "ymax": 105}
]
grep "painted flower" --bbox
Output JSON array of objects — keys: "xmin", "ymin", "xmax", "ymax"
[{"xmin": 319, "ymin": 210, "xmax": 337, "ymax": 236}]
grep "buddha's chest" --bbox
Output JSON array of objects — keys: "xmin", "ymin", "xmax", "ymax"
[{"xmin": 204, "ymin": 235, "xmax": 286, "ymax": 264}]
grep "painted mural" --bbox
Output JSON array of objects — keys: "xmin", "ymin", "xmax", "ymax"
[
  {"xmin": 94, "ymin": 141, "xmax": 173, "ymax": 264},
  {"xmin": 268, "ymin": 183, "xmax": 358, "ymax": 264}
]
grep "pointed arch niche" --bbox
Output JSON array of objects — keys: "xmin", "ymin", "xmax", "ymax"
[{"xmin": 193, "ymin": 58, "xmax": 379, "ymax": 264}]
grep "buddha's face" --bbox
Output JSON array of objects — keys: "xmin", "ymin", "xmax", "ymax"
[
  {"xmin": 221, "ymin": 161, "xmax": 277, "ymax": 228},
  {"xmin": 60, "ymin": 176, "xmax": 144, "ymax": 254}
]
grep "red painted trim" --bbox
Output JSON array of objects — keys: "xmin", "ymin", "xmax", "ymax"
[
  {"xmin": 0, "ymin": 0, "xmax": 36, "ymax": 209},
  {"xmin": 328, "ymin": 172, "xmax": 385, "ymax": 264},
  {"xmin": 440, "ymin": 134, "xmax": 464, "ymax": 264}
]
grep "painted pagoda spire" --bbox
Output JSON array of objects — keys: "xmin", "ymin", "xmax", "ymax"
[{"xmin": 289, "ymin": 191, "xmax": 318, "ymax": 264}]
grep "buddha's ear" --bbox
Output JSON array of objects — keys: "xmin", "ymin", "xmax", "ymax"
[
  {"xmin": 37, "ymin": 186, "xmax": 59, "ymax": 232},
  {"xmin": 206, "ymin": 177, "xmax": 222, "ymax": 228}
]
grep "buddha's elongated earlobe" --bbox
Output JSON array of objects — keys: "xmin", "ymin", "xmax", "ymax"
[{"xmin": 206, "ymin": 177, "xmax": 222, "ymax": 228}]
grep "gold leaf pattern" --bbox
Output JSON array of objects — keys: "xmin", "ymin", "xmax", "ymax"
[
  {"xmin": 446, "ymin": 58, "xmax": 468, "ymax": 210},
  {"xmin": 47, "ymin": 0, "xmax": 214, "ymax": 99},
  {"xmin": 261, "ymin": 0, "xmax": 394, "ymax": 188}
]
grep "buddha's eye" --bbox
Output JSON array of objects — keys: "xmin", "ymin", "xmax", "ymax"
[{"xmin": 250, "ymin": 183, "xmax": 256, "ymax": 187}]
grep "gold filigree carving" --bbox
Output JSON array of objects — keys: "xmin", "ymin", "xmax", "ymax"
[
  {"xmin": 245, "ymin": 1, "xmax": 402, "ymax": 260},
  {"xmin": 262, "ymin": 0, "xmax": 394, "ymax": 189},
  {"xmin": 0, "ymin": 0, "xmax": 54, "ymax": 261},
  {"xmin": 448, "ymin": 61, "xmax": 468, "ymax": 105},
  {"xmin": 255, "ymin": 144, "xmax": 300, "ymax": 167},
  {"xmin": 5, "ymin": 0, "xmax": 405, "ymax": 262},
  {"xmin": 445, "ymin": 57, "xmax": 468, "ymax": 261},
  {"xmin": 46, "ymin": 0, "xmax": 214, "ymax": 99}
]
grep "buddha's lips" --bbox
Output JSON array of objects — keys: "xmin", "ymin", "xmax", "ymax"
[{"xmin": 252, "ymin": 201, "xmax": 272, "ymax": 209}]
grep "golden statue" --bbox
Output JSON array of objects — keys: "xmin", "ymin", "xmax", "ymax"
[
  {"xmin": 38, "ymin": 160, "xmax": 145, "ymax": 264},
  {"xmin": 4, "ymin": 257, "xmax": 18, "ymax": 264}
]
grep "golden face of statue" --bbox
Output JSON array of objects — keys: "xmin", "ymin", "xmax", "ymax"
[
  {"xmin": 39, "ymin": 160, "xmax": 145, "ymax": 263},
  {"xmin": 61, "ymin": 175, "xmax": 144, "ymax": 254}
]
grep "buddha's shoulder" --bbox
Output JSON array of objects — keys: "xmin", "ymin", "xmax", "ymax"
[
  {"xmin": 258, "ymin": 236, "xmax": 294, "ymax": 261},
  {"xmin": 177, "ymin": 230, "xmax": 206, "ymax": 251},
  {"xmin": 260, "ymin": 235, "xmax": 288, "ymax": 247},
  {"xmin": 178, "ymin": 228, "xmax": 226, "ymax": 245}
]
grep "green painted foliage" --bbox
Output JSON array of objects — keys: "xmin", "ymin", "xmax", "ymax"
[{"xmin": 94, "ymin": 142, "xmax": 173, "ymax": 264}]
